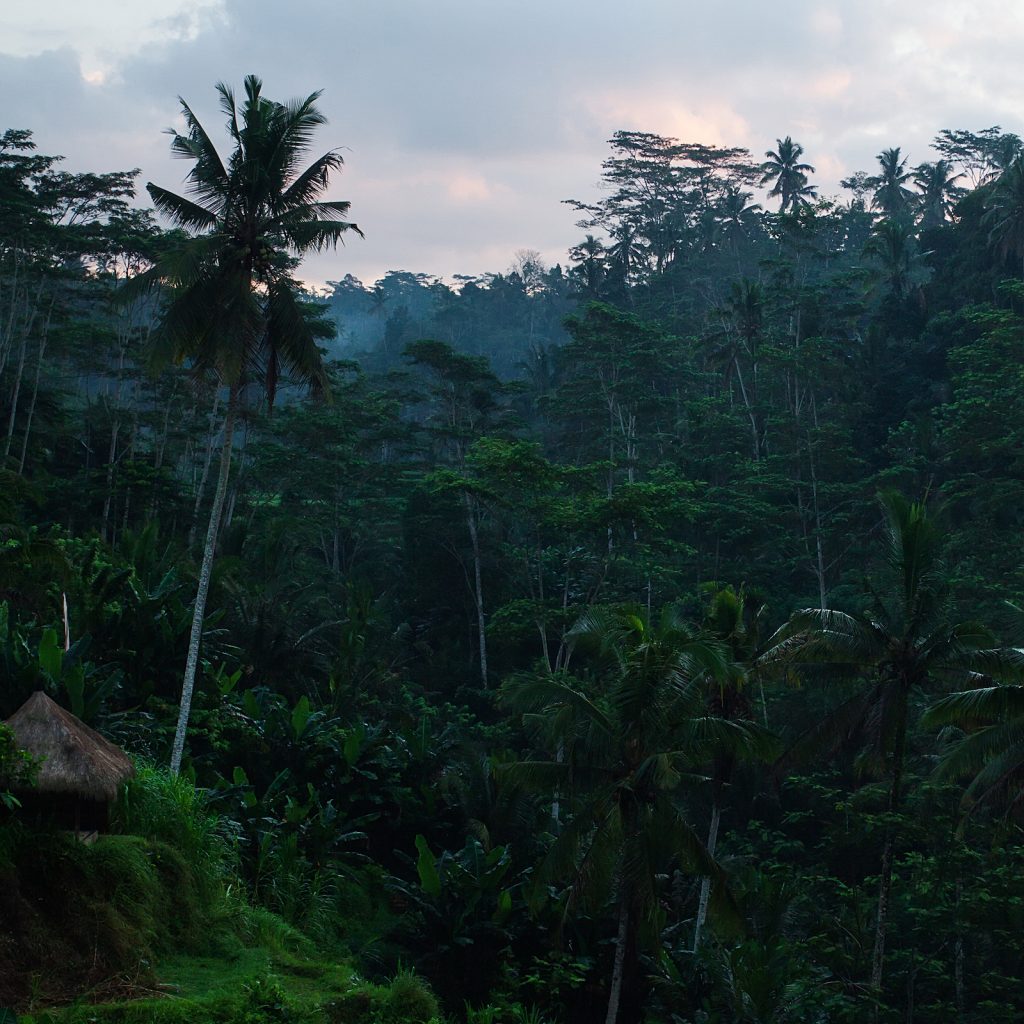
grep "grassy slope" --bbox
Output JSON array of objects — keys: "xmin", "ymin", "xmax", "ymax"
[{"xmin": 1, "ymin": 826, "xmax": 438, "ymax": 1024}]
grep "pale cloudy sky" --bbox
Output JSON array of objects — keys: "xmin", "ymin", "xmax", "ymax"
[{"xmin": 3, "ymin": 0, "xmax": 1024, "ymax": 285}]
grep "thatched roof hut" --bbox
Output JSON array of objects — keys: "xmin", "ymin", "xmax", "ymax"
[{"xmin": 5, "ymin": 691, "xmax": 135, "ymax": 803}]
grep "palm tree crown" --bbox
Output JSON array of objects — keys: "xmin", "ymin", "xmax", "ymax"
[
  {"xmin": 868, "ymin": 147, "xmax": 916, "ymax": 220},
  {"xmin": 145, "ymin": 73, "xmax": 361, "ymax": 405},
  {"xmin": 984, "ymin": 155, "xmax": 1024, "ymax": 279},
  {"xmin": 760, "ymin": 136, "xmax": 816, "ymax": 213},
  {"xmin": 914, "ymin": 158, "xmax": 963, "ymax": 229}
]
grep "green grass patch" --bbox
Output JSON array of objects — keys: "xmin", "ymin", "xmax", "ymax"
[{"xmin": 19, "ymin": 959, "xmax": 440, "ymax": 1024}]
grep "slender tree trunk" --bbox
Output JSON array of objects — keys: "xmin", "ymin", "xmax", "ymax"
[
  {"xmin": 464, "ymin": 490, "xmax": 488, "ymax": 688},
  {"xmin": 170, "ymin": 385, "xmax": 238, "ymax": 775},
  {"xmin": 222, "ymin": 418, "xmax": 250, "ymax": 533},
  {"xmin": 189, "ymin": 388, "xmax": 221, "ymax": 550},
  {"xmin": 0, "ymin": 254, "xmax": 22, "ymax": 381},
  {"xmin": 607, "ymin": 397, "xmax": 616, "ymax": 554},
  {"xmin": 149, "ymin": 385, "xmax": 176, "ymax": 520},
  {"xmin": 808, "ymin": 435, "xmax": 828, "ymax": 609},
  {"xmin": 3, "ymin": 330, "xmax": 28, "ymax": 460},
  {"xmin": 153, "ymin": 387, "xmax": 174, "ymax": 472},
  {"xmin": 16, "ymin": 324, "xmax": 49, "ymax": 475},
  {"xmin": 871, "ymin": 689, "xmax": 909, "ymax": 996},
  {"xmin": 605, "ymin": 895, "xmax": 631, "ymax": 1024},
  {"xmin": 536, "ymin": 552, "xmax": 552, "ymax": 671},
  {"xmin": 550, "ymin": 740, "xmax": 564, "ymax": 830},
  {"xmin": 100, "ymin": 414, "xmax": 120, "ymax": 543},
  {"xmin": 732, "ymin": 357, "xmax": 759, "ymax": 461},
  {"xmin": 3, "ymin": 275, "xmax": 46, "ymax": 458},
  {"xmin": 954, "ymin": 871, "xmax": 965, "ymax": 1018},
  {"xmin": 692, "ymin": 801, "xmax": 722, "ymax": 951}
]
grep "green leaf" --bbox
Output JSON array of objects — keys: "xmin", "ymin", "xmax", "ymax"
[
  {"xmin": 38, "ymin": 627, "xmax": 62, "ymax": 681},
  {"xmin": 242, "ymin": 689, "xmax": 260, "ymax": 720},
  {"xmin": 284, "ymin": 796, "xmax": 309, "ymax": 824},
  {"xmin": 414, "ymin": 834, "xmax": 442, "ymax": 897},
  {"xmin": 63, "ymin": 665, "xmax": 85, "ymax": 720},
  {"xmin": 494, "ymin": 888, "xmax": 513, "ymax": 923},
  {"xmin": 291, "ymin": 695, "xmax": 312, "ymax": 739},
  {"xmin": 212, "ymin": 663, "xmax": 242, "ymax": 696},
  {"xmin": 343, "ymin": 726, "xmax": 364, "ymax": 767}
]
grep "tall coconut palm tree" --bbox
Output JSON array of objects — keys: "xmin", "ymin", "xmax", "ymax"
[
  {"xmin": 606, "ymin": 221, "xmax": 647, "ymax": 293},
  {"xmin": 984, "ymin": 156, "xmax": 1024, "ymax": 279},
  {"xmin": 913, "ymin": 159, "xmax": 963, "ymax": 230},
  {"xmin": 762, "ymin": 492, "xmax": 1024, "ymax": 999},
  {"xmin": 713, "ymin": 187, "xmax": 763, "ymax": 270},
  {"xmin": 868, "ymin": 147, "xmax": 915, "ymax": 220},
  {"xmin": 692, "ymin": 585, "xmax": 776, "ymax": 952},
  {"xmin": 502, "ymin": 607, "xmax": 758, "ymax": 1024},
  {"xmin": 137, "ymin": 75, "xmax": 361, "ymax": 773},
  {"xmin": 864, "ymin": 218, "xmax": 928, "ymax": 298},
  {"xmin": 569, "ymin": 233, "xmax": 607, "ymax": 298},
  {"xmin": 708, "ymin": 279, "xmax": 765, "ymax": 460},
  {"xmin": 759, "ymin": 137, "xmax": 817, "ymax": 213}
]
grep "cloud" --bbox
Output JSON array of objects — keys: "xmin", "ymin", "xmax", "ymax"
[{"xmin": 4, "ymin": 0, "xmax": 1024, "ymax": 282}]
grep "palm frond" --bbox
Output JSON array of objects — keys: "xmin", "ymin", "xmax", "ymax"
[
  {"xmin": 499, "ymin": 675, "xmax": 615, "ymax": 737},
  {"xmin": 934, "ymin": 721, "xmax": 1024, "ymax": 785},
  {"xmin": 262, "ymin": 281, "xmax": 332, "ymax": 407},
  {"xmin": 499, "ymin": 758, "xmax": 571, "ymax": 791},
  {"xmin": 775, "ymin": 689, "xmax": 876, "ymax": 776},
  {"xmin": 280, "ymin": 151, "xmax": 346, "ymax": 209},
  {"xmin": 273, "ymin": 92, "xmax": 329, "ymax": 183},
  {"xmin": 280, "ymin": 217, "xmax": 363, "ymax": 252},
  {"xmin": 924, "ymin": 685, "xmax": 1024, "ymax": 727},
  {"xmin": 146, "ymin": 183, "xmax": 218, "ymax": 232}
]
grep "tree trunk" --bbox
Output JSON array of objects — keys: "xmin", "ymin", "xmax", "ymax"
[
  {"xmin": 100, "ymin": 413, "xmax": 120, "ymax": 544},
  {"xmin": 605, "ymin": 895, "xmax": 631, "ymax": 1024},
  {"xmin": 870, "ymin": 689, "xmax": 909, "ymax": 995},
  {"xmin": 16, "ymin": 326, "xmax": 48, "ymax": 475},
  {"xmin": 692, "ymin": 801, "xmax": 722, "ymax": 951},
  {"xmin": 732, "ymin": 357, "xmax": 759, "ymax": 461},
  {"xmin": 808, "ymin": 435, "xmax": 828, "ymax": 608},
  {"xmin": 3, "ymin": 330, "xmax": 28, "ymax": 460},
  {"xmin": 189, "ymin": 388, "xmax": 221, "ymax": 550},
  {"xmin": 170, "ymin": 385, "xmax": 238, "ymax": 775},
  {"xmin": 464, "ymin": 490, "xmax": 488, "ymax": 688},
  {"xmin": 550, "ymin": 740, "xmax": 564, "ymax": 830}
]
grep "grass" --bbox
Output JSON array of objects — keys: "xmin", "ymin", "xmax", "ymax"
[
  {"xmin": 19, "ymin": 950, "xmax": 438, "ymax": 1024},
  {"xmin": 2, "ymin": 768, "xmax": 442, "ymax": 1024}
]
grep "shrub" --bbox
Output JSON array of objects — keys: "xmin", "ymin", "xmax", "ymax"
[
  {"xmin": 383, "ymin": 970, "xmax": 439, "ymax": 1024},
  {"xmin": 114, "ymin": 763, "xmax": 234, "ymax": 895}
]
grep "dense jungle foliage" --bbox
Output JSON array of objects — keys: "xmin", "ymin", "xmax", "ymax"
[{"xmin": 4, "ymin": 78, "xmax": 1024, "ymax": 1023}]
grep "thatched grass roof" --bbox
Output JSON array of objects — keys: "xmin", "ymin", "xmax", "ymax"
[{"xmin": 5, "ymin": 691, "xmax": 135, "ymax": 802}]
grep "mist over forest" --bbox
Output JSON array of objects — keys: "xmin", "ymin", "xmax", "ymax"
[{"xmin": 5, "ymin": 72, "xmax": 1024, "ymax": 1024}]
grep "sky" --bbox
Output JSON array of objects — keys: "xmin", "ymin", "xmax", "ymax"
[{"xmin": 4, "ymin": 0, "xmax": 1024, "ymax": 287}]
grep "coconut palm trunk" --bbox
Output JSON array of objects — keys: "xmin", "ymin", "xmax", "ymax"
[
  {"xmin": 170, "ymin": 384, "xmax": 238, "ymax": 774},
  {"xmin": 605, "ymin": 893, "xmax": 632, "ymax": 1024},
  {"xmin": 870, "ymin": 684, "xmax": 909, "ymax": 994},
  {"xmin": 189, "ymin": 388, "xmax": 221, "ymax": 550},
  {"xmin": 692, "ymin": 800, "xmax": 722, "ymax": 951}
]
